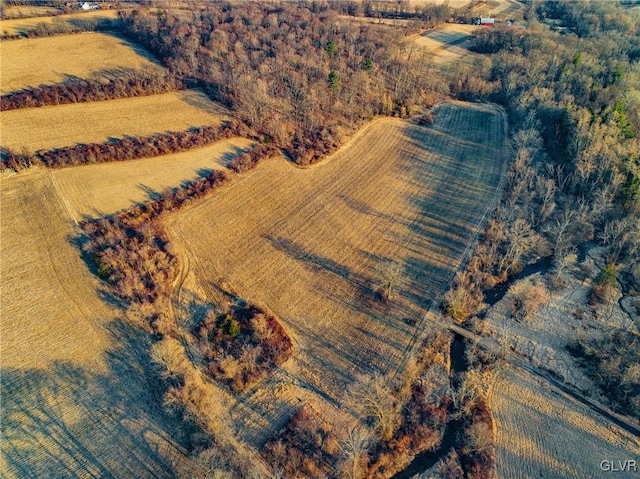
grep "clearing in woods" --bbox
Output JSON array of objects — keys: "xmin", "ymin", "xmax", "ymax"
[
  {"xmin": 0, "ymin": 9, "xmax": 119, "ymax": 35},
  {"xmin": 52, "ymin": 137, "xmax": 254, "ymax": 220},
  {"xmin": 0, "ymin": 171, "xmax": 180, "ymax": 478},
  {"xmin": 168, "ymin": 101, "xmax": 509, "ymax": 444},
  {"xmin": 410, "ymin": 24, "xmax": 478, "ymax": 65},
  {"xmin": 490, "ymin": 367, "xmax": 640, "ymax": 479},
  {"xmin": 0, "ymin": 32, "xmax": 164, "ymax": 94},
  {"xmin": 0, "ymin": 89, "xmax": 229, "ymax": 153}
]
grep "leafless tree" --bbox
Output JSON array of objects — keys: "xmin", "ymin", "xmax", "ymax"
[
  {"xmin": 338, "ymin": 424, "xmax": 372, "ymax": 479},
  {"xmin": 345, "ymin": 373, "xmax": 399, "ymax": 441}
]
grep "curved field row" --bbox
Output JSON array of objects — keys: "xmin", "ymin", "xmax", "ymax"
[
  {"xmin": 0, "ymin": 32, "xmax": 164, "ymax": 95},
  {"xmin": 0, "ymin": 172, "xmax": 180, "ymax": 478},
  {"xmin": 0, "ymin": 89, "xmax": 229, "ymax": 153},
  {"xmin": 168, "ymin": 101, "xmax": 509, "ymax": 444},
  {"xmin": 52, "ymin": 137, "xmax": 254, "ymax": 220},
  {"xmin": 0, "ymin": 9, "xmax": 118, "ymax": 35},
  {"xmin": 490, "ymin": 367, "xmax": 640, "ymax": 479}
]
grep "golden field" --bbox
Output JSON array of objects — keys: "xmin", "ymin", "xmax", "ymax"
[
  {"xmin": 0, "ymin": 171, "xmax": 181, "ymax": 478},
  {"xmin": 0, "ymin": 32, "xmax": 164, "ymax": 94},
  {"xmin": 52, "ymin": 137, "xmax": 254, "ymax": 220},
  {"xmin": 490, "ymin": 367, "xmax": 640, "ymax": 479},
  {"xmin": 0, "ymin": 89, "xmax": 229, "ymax": 153},
  {"xmin": 0, "ymin": 9, "xmax": 118, "ymax": 35},
  {"xmin": 167, "ymin": 102, "xmax": 509, "ymax": 444}
]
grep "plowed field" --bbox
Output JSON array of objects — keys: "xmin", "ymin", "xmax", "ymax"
[
  {"xmin": 168, "ymin": 101, "xmax": 509, "ymax": 443},
  {"xmin": 490, "ymin": 367, "xmax": 640, "ymax": 479},
  {"xmin": 0, "ymin": 89, "xmax": 229, "ymax": 153},
  {"xmin": 52, "ymin": 137, "xmax": 253, "ymax": 220},
  {"xmin": 0, "ymin": 9, "xmax": 118, "ymax": 35},
  {"xmin": 0, "ymin": 33, "xmax": 164, "ymax": 94},
  {"xmin": 0, "ymin": 171, "xmax": 180, "ymax": 478}
]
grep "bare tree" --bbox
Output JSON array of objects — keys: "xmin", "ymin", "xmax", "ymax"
[
  {"xmin": 345, "ymin": 373, "xmax": 399, "ymax": 441},
  {"xmin": 338, "ymin": 424, "xmax": 372, "ymax": 479},
  {"xmin": 376, "ymin": 260, "xmax": 403, "ymax": 302}
]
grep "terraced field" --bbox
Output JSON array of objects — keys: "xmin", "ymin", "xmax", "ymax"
[
  {"xmin": 168, "ymin": 101, "xmax": 509, "ymax": 444},
  {"xmin": 52, "ymin": 137, "xmax": 254, "ymax": 220},
  {"xmin": 0, "ymin": 33, "xmax": 164, "ymax": 94},
  {"xmin": 490, "ymin": 367, "xmax": 640, "ymax": 479},
  {"xmin": 0, "ymin": 171, "xmax": 180, "ymax": 478},
  {"xmin": 0, "ymin": 9, "xmax": 118, "ymax": 35},
  {"xmin": 0, "ymin": 89, "xmax": 229, "ymax": 153}
]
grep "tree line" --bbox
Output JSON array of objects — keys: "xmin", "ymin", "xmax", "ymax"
[
  {"xmin": 1, "ymin": 120, "xmax": 252, "ymax": 171},
  {"xmin": 0, "ymin": 70, "xmax": 181, "ymax": 110}
]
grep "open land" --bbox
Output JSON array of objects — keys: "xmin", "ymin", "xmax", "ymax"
[
  {"xmin": 0, "ymin": 89, "xmax": 229, "ymax": 153},
  {"xmin": 51, "ymin": 137, "xmax": 254, "ymax": 220},
  {"xmin": 0, "ymin": 32, "xmax": 164, "ymax": 94},
  {"xmin": 490, "ymin": 367, "xmax": 640, "ymax": 479},
  {"xmin": 410, "ymin": 24, "xmax": 478, "ymax": 65},
  {"xmin": 1, "ymin": 5, "xmax": 61, "ymax": 18},
  {"xmin": 0, "ymin": 171, "xmax": 180, "ymax": 478},
  {"xmin": 168, "ymin": 101, "xmax": 509, "ymax": 444},
  {"xmin": 0, "ymin": 9, "xmax": 118, "ymax": 35}
]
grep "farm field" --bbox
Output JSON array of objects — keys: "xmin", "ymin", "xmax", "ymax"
[
  {"xmin": 52, "ymin": 137, "xmax": 254, "ymax": 220},
  {"xmin": 0, "ymin": 9, "xmax": 118, "ymax": 35},
  {"xmin": 0, "ymin": 171, "xmax": 180, "ymax": 478},
  {"xmin": 0, "ymin": 89, "xmax": 229, "ymax": 153},
  {"xmin": 475, "ymin": 0, "xmax": 523, "ymax": 17},
  {"xmin": 490, "ymin": 367, "xmax": 640, "ymax": 479},
  {"xmin": 168, "ymin": 101, "xmax": 509, "ymax": 444},
  {"xmin": 410, "ymin": 24, "xmax": 478, "ymax": 65},
  {"xmin": 1, "ymin": 5, "xmax": 61, "ymax": 17},
  {"xmin": 0, "ymin": 32, "xmax": 164, "ymax": 94}
]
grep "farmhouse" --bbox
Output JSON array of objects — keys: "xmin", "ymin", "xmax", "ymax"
[
  {"xmin": 80, "ymin": 2, "xmax": 100, "ymax": 10},
  {"xmin": 481, "ymin": 17, "xmax": 495, "ymax": 26}
]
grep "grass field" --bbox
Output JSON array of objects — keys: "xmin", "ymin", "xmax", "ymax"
[
  {"xmin": 0, "ymin": 32, "xmax": 164, "ymax": 94},
  {"xmin": 410, "ymin": 24, "xmax": 478, "ymax": 65},
  {"xmin": 490, "ymin": 367, "xmax": 640, "ymax": 479},
  {"xmin": 1, "ymin": 5, "xmax": 61, "ymax": 18},
  {"xmin": 0, "ymin": 171, "xmax": 181, "ymax": 478},
  {"xmin": 52, "ymin": 137, "xmax": 254, "ymax": 220},
  {"xmin": 0, "ymin": 9, "xmax": 118, "ymax": 35},
  {"xmin": 0, "ymin": 89, "xmax": 229, "ymax": 153},
  {"xmin": 168, "ymin": 101, "xmax": 509, "ymax": 444}
]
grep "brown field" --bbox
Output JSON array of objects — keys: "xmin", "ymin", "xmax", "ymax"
[
  {"xmin": 475, "ymin": 0, "xmax": 523, "ymax": 17},
  {"xmin": 0, "ymin": 9, "xmax": 118, "ymax": 35},
  {"xmin": 410, "ymin": 24, "xmax": 478, "ymax": 65},
  {"xmin": 0, "ymin": 32, "xmax": 164, "ymax": 94},
  {"xmin": 168, "ymin": 101, "xmax": 509, "ymax": 444},
  {"xmin": 52, "ymin": 137, "xmax": 254, "ymax": 220},
  {"xmin": 0, "ymin": 89, "xmax": 229, "ymax": 153},
  {"xmin": 0, "ymin": 171, "xmax": 180, "ymax": 478},
  {"xmin": 490, "ymin": 367, "xmax": 640, "ymax": 479},
  {"xmin": 1, "ymin": 5, "xmax": 61, "ymax": 18}
]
